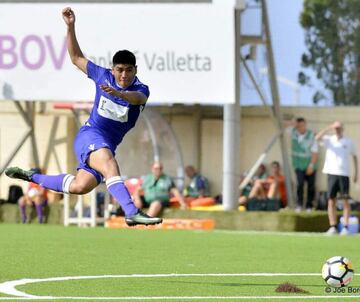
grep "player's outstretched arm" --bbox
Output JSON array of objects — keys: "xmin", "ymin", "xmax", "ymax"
[
  {"xmin": 315, "ymin": 122, "xmax": 336, "ymax": 141},
  {"xmin": 62, "ymin": 7, "xmax": 88, "ymax": 74},
  {"xmin": 100, "ymin": 85, "xmax": 148, "ymax": 105}
]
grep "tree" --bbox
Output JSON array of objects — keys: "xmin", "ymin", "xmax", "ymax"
[{"xmin": 299, "ymin": 0, "xmax": 360, "ymax": 105}]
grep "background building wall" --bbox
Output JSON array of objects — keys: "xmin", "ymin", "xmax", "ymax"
[{"xmin": 1, "ymin": 102, "xmax": 360, "ymax": 203}]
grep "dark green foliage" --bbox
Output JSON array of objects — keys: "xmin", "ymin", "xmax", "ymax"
[{"xmin": 299, "ymin": 0, "xmax": 360, "ymax": 105}]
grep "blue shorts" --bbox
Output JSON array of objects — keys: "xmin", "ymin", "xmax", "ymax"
[{"xmin": 74, "ymin": 126, "xmax": 116, "ymax": 184}]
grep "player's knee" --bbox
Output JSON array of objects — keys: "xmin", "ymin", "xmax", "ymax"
[
  {"xmin": 151, "ymin": 200, "xmax": 163, "ymax": 209},
  {"xmin": 328, "ymin": 198, "xmax": 336, "ymax": 205},
  {"xmin": 70, "ymin": 182, "xmax": 92, "ymax": 195},
  {"xmin": 91, "ymin": 158, "xmax": 118, "ymax": 180},
  {"xmin": 18, "ymin": 197, "xmax": 25, "ymax": 206}
]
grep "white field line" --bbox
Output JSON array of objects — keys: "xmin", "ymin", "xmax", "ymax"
[
  {"xmin": 1, "ymin": 295, "xmax": 360, "ymax": 300},
  {"xmin": 212, "ymin": 229, "xmax": 360, "ymax": 237},
  {"xmin": 0, "ymin": 272, "xmax": 331, "ymax": 300}
]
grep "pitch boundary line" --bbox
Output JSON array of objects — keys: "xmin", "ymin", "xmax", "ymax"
[
  {"xmin": 0, "ymin": 295, "xmax": 360, "ymax": 300},
  {"xmin": 212, "ymin": 229, "xmax": 356, "ymax": 237},
  {"xmin": 1, "ymin": 272, "xmax": 350, "ymax": 300}
]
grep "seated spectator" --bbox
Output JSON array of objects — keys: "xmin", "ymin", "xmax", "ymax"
[
  {"xmin": 239, "ymin": 164, "xmax": 268, "ymax": 206},
  {"xmin": 248, "ymin": 161, "xmax": 287, "ymax": 207},
  {"xmin": 18, "ymin": 168, "xmax": 47, "ymax": 224},
  {"xmin": 182, "ymin": 166, "xmax": 215, "ymax": 208},
  {"xmin": 134, "ymin": 161, "xmax": 186, "ymax": 217},
  {"xmin": 184, "ymin": 166, "xmax": 210, "ymax": 198}
]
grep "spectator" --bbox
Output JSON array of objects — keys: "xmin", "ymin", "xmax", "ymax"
[
  {"xmin": 287, "ymin": 117, "xmax": 318, "ymax": 212},
  {"xmin": 316, "ymin": 121, "xmax": 358, "ymax": 236},
  {"xmin": 184, "ymin": 165, "xmax": 210, "ymax": 198},
  {"xmin": 18, "ymin": 168, "xmax": 47, "ymax": 224},
  {"xmin": 134, "ymin": 161, "xmax": 186, "ymax": 217},
  {"xmin": 248, "ymin": 161, "xmax": 287, "ymax": 207},
  {"xmin": 239, "ymin": 164, "xmax": 268, "ymax": 206}
]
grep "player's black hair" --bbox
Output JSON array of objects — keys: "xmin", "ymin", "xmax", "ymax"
[
  {"xmin": 296, "ymin": 117, "xmax": 306, "ymax": 123},
  {"xmin": 112, "ymin": 50, "xmax": 136, "ymax": 66}
]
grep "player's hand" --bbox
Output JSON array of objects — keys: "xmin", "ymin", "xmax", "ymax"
[
  {"xmin": 62, "ymin": 7, "xmax": 75, "ymax": 26},
  {"xmin": 331, "ymin": 121, "xmax": 342, "ymax": 130},
  {"xmin": 305, "ymin": 164, "xmax": 314, "ymax": 176},
  {"xmin": 100, "ymin": 84, "xmax": 120, "ymax": 97}
]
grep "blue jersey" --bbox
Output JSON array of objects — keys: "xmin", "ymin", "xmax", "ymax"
[{"xmin": 86, "ymin": 60, "xmax": 149, "ymax": 146}]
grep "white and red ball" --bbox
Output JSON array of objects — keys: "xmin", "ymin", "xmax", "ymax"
[{"xmin": 322, "ymin": 256, "xmax": 354, "ymax": 287}]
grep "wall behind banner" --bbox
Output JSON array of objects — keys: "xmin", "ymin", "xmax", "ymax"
[
  {"xmin": 1, "ymin": 104, "xmax": 360, "ymax": 204},
  {"xmin": 0, "ymin": 1, "xmax": 235, "ymax": 104}
]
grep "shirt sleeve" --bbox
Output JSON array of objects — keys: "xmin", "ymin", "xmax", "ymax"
[
  {"xmin": 87, "ymin": 60, "xmax": 107, "ymax": 83},
  {"xmin": 321, "ymin": 135, "xmax": 331, "ymax": 147},
  {"xmin": 135, "ymin": 83, "xmax": 150, "ymax": 98},
  {"xmin": 196, "ymin": 177, "xmax": 206, "ymax": 190},
  {"xmin": 349, "ymin": 140, "xmax": 357, "ymax": 156},
  {"xmin": 140, "ymin": 176, "xmax": 147, "ymax": 190}
]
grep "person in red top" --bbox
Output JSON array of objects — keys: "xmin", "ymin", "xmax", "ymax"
[
  {"xmin": 249, "ymin": 161, "xmax": 287, "ymax": 207},
  {"xmin": 18, "ymin": 169, "xmax": 48, "ymax": 224}
]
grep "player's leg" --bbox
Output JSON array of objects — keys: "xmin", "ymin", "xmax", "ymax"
[
  {"xmin": 68, "ymin": 169, "xmax": 98, "ymax": 194},
  {"xmin": 87, "ymin": 148, "xmax": 137, "ymax": 217},
  {"xmin": 249, "ymin": 180, "xmax": 265, "ymax": 199},
  {"xmin": 295, "ymin": 169, "xmax": 305, "ymax": 210},
  {"xmin": 326, "ymin": 175, "xmax": 339, "ymax": 235},
  {"xmin": 5, "ymin": 167, "xmax": 98, "ymax": 195},
  {"xmin": 18, "ymin": 196, "xmax": 28, "ymax": 223},
  {"xmin": 305, "ymin": 170, "xmax": 316, "ymax": 210},
  {"xmin": 339, "ymin": 176, "xmax": 350, "ymax": 235},
  {"xmin": 87, "ymin": 148, "xmax": 162, "ymax": 225},
  {"xmin": 133, "ymin": 197, "xmax": 144, "ymax": 209},
  {"xmin": 33, "ymin": 194, "xmax": 49, "ymax": 224},
  {"xmin": 33, "ymin": 196, "xmax": 43, "ymax": 224},
  {"xmin": 327, "ymin": 198, "xmax": 337, "ymax": 226},
  {"xmin": 341, "ymin": 200, "xmax": 350, "ymax": 235},
  {"xmin": 267, "ymin": 180, "xmax": 279, "ymax": 199},
  {"xmin": 6, "ymin": 127, "xmax": 100, "ymax": 194},
  {"xmin": 147, "ymin": 201, "xmax": 163, "ymax": 217}
]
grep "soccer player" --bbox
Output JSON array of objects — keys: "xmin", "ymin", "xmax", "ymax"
[{"xmin": 5, "ymin": 7, "xmax": 162, "ymax": 226}]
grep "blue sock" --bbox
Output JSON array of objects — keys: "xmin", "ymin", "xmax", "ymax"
[
  {"xmin": 35, "ymin": 203, "xmax": 44, "ymax": 224},
  {"xmin": 31, "ymin": 173, "xmax": 75, "ymax": 193},
  {"xmin": 20, "ymin": 204, "xmax": 27, "ymax": 223},
  {"xmin": 106, "ymin": 176, "xmax": 138, "ymax": 217}
]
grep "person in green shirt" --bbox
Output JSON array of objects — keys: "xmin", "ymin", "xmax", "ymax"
[
  {"xmin": 134, "ymin": 161, "xmax": 185, "ymax": 217},
  {"xmin": 290, "ymin": 117, "xmax": 318, "ymax": 212},
  {"xmin": 184, "ymin": 166, "xmax": 210, "ymax": 198}
]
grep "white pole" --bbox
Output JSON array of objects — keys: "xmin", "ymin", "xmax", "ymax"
[
  {"xmin": 77, "ymin": 195, "xmax": 83, "ymax": 227},
  {"xmin": 90, "ymin": 189, "xmax": 97, "ymax": 227},
  {"xmin": 222, "ymin": 4, "xmax": 242, "ymax": 211},
  {"xmin": 64, "ymin": 194, "xmax": 70, "ymax": 226}
]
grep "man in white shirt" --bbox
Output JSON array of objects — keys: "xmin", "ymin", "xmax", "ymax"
[{"xmin": 316, "ymin": 121, "xmax": 358, "ymax": 235}]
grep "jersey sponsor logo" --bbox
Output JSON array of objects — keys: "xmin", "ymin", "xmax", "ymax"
[{"xmin": 97, "ymin": 95, "xmax": 129, "ymax": 123}]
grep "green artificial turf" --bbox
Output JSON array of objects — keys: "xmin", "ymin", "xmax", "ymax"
[{"xmin": 0, "ymin": 224, "xmax": 359, "ymax": 301}]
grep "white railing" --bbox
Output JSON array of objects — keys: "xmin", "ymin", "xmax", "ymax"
[{"xmin": 63, "ymin": 185, "xmax": 110, "ymax": 227}]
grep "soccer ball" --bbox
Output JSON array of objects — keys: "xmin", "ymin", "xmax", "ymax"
[{"xmin": 322, "ymin": 256, "xmax": 354, "ymax": 287}]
